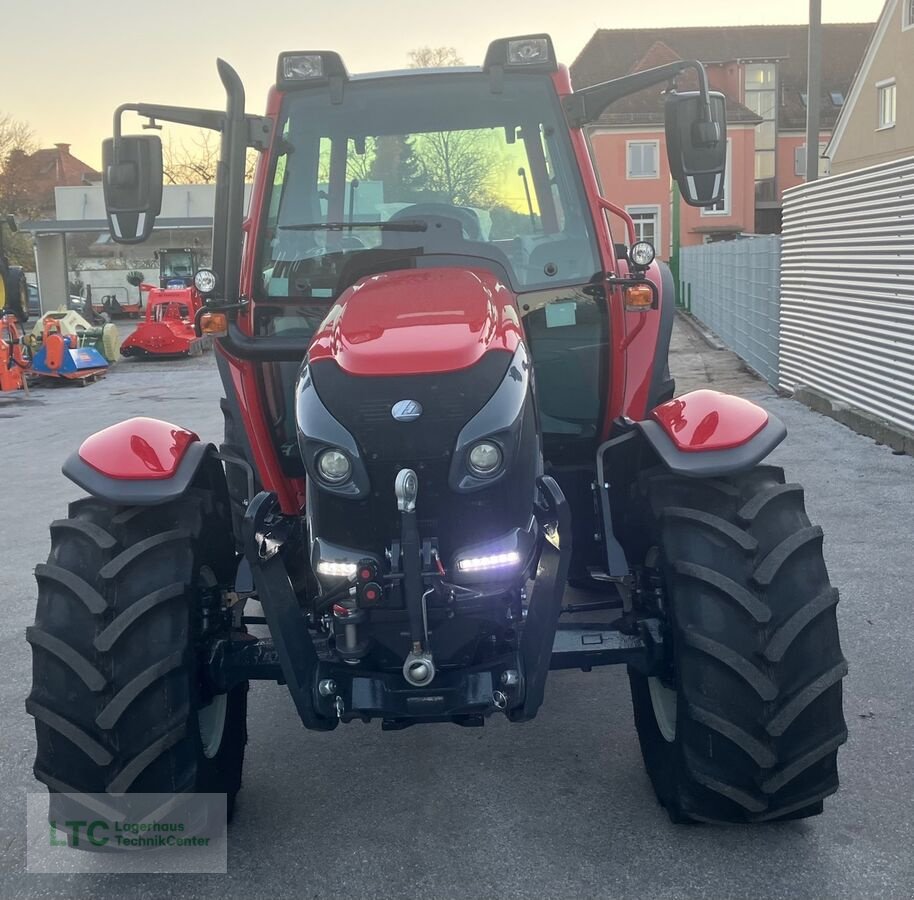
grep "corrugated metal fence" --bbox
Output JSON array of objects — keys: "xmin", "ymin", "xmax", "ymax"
[
  {"xmin": 680, "ymin": 236, "xmax": 781, "ymax": 386},
  {"xmin": 779, "ymin": 156, "xmax": 914, "ymax": 435}
]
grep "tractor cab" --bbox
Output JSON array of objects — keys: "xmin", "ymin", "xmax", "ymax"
[{"xmin": 156, "ymin": 247, "xmax": 198, "ymax": 288}]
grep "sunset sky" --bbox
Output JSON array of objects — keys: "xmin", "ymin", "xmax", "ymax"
[{"xmin": 1, "ymin": 0, "xmax": 884, "ymax": 168}]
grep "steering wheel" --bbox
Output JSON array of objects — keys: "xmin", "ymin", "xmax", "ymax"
[{"xmin": 388, "ymin": 203, "xmax": 482, "ymax": 240}]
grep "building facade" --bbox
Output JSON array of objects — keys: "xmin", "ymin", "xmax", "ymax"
[
  {"xmin": 571, "ymin": 24, "xmax": 874, "ymax": 257},
  {"xmin": 827, "ymin": 0, "xmax": 914, "ymax": 173}
]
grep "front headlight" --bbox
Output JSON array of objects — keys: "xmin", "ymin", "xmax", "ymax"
[
  {"xmin": 468, "ymin": 441, "xmax": 503, "ymax": 476},
  {"xmin": 317, "ymin": 448, "xmax": 352, "ymax": 483}
]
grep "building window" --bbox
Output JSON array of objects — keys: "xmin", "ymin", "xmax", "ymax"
[
  {"xmin": 626, "ymin": 141, "xmax": 659, "ymax": 179},
  {"xmin": 830, "ymin": 91, "xmax": 844, "ymax": 106},
  {"xmin": 904, "ymin": 0, "xmax": 914, "ymax": 29},
  {"xmin": 877, "ymin": 80, "xmax": 896, "ymax": 129},
  {"xmin": 744, "ymin": 62, "xmax": 777, "ymax": 186},
  {"xmin": 626, "ymin": 205, "xmax": 661, "ymax": 252},
  {"xmin": 794, "ymin": 143, "xmax": 831, "ymax": 177},
  {"xmin": 702, "ymin": 140, "xmax": 732, "ymax": 216}
]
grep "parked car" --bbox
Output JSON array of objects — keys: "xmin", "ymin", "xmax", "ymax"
[
  {"xmin": 27, "ymin": 282, "xmax": 40, "ymax": 317},
  {"xmin": 26, "ymin": 283, "xmax": 102, "ymax": 322}
]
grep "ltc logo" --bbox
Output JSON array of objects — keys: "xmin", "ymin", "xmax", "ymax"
[{"xmin": 391, "ymin": 400, "xmax": 423, "ymax": 422}]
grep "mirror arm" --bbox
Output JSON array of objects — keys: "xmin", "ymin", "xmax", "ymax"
[
  {"xmin": 111, "ymin": 105, "xmax": 272, "ymax": 156},
  {"xmin": 563, "ymin": 59, "xmax": 712, "ymax": 128},
  {"xmin": 112, "ymin": 104, "xmax": 226, "ymax": 151}
]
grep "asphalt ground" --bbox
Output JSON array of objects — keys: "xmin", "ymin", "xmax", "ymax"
[{"xmin": 1, "ymin": 315, "xmax": 912, "ymax": 898}]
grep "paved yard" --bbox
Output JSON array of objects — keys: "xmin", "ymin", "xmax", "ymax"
[{"xmin": 1, "ymin": 315, "xmax": 912, "ymax": 898}]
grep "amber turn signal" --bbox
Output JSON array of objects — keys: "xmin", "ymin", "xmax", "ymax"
[
  {"xmin": 199, "ymin": 312, "xmax": 229, "ymax": 336},
  {"xmin": 623, "ymin": 284, "xmax": 654, "ymax": 311}
]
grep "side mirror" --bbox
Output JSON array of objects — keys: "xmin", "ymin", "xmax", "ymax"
[
  {"xmin": 102, "ymin": 135, "xmax": 163, "ymax": 244},
  {"xmin": 665, "ymin": 91, "xmax": 727, "ymax": 207}
]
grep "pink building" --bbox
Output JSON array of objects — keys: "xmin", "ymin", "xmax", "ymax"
[{"xmin": 571, "ymin": 24, "xmax": 873, "ymax": 258}]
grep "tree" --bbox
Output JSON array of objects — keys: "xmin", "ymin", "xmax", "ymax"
[
  {"xmin": 403, "ymin": 47, "xmax": 502, "ymax": 209},
  {"xmin": 0, "ymin": 113, "xmax": 35, "ymax": 170},
  {"xmin": 346, "ymin": 137, "xmax": 377, "ymax": 182},
  {"xmin": 369, "ymin": 135, "xmax": 427, "ymax": 202},
  {"xmin": 407, "ymin": 47, "xmax": 465, "ymax": 68},
  {"xmin": 0, "ymin": 113, "xmax": 38, "ymax": 267},
  {"xmin": 163, "ymin": 129, "xmax": 258, "ymax": 184},
  {"xmin": 413, "ymin": 130, "xmax": 500, "ymax": 207}
]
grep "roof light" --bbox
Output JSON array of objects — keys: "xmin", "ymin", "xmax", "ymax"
[
  {"xmin": 508, "ymin": 38, "xmax": 549, "ymax": 66},
  {"xmin": 456, "ymin": 551, "xmax": 521, "ymax": 573},
  {"xmin": 276, "ymin": 51, "xmax": 349, "ymax": 90},
  {"xmin": 483, "ymin": 34, "xmax": 557, "ymax": 73},
  {"xmin": 283, "ymin": 54, "xmax": 323, "ymax": 80}
]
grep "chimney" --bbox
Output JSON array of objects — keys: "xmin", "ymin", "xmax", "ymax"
[{"xmin": 55, "ymin": 143, "xmax": 71, "ymax": 154}]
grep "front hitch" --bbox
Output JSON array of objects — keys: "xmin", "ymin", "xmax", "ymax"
[{"xmin": 509, "ymin": 475, "xmax": 572, "ymax": 722}]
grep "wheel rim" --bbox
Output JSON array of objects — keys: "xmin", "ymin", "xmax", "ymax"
[
  {"xmin": 197, "ymin": 566, "xmax": 228, "ymax": 759},
  {"xmin": 648, "ymin": 677, "xmax": 678, "ymax": 742},
  {"xmin": 198, "ymin": 692, "xmax": 228, "ymax": 758}
]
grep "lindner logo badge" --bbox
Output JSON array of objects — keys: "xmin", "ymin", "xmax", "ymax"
[{"xmin": 391, "ymin": 400, "xmax": 423, "ymax": 422}]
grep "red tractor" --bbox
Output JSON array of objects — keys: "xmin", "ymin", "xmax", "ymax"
[
  {"xmin": 28, "ymin": 36, "xmax": 846, "ymax": 827},
  {"xmin": 117, "ymin": 249, "xmax": 211, "ymax": 356}
]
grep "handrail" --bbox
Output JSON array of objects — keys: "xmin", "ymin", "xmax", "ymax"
[{"xmin": 597, "ymin": 196, "xmax": 636, "ymax": 247}]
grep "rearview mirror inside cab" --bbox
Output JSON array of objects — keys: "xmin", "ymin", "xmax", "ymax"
[
  {"xmin": 665, "ymin": 91, "xmax": 727, "ymax": 207},
  {"xmin": 102, "ymin": 135, "xmax": 163, "ymax": 244}
]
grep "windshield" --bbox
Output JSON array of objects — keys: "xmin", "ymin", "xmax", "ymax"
[
  {"xmin": 161, "ymin": 251, "xmax": 194, "ymax": 278},
  {"xmin": 258, "ymin": 73, "xmax": 601, "ymax": 299}
]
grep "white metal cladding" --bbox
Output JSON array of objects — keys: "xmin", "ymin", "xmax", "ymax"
[
  {"xmin": 680, "ymin": 236, "xmax": 781, "ymax": 386},
  {"xmin": 780, "ymin": 156, "xmax": 914, "ymax": 434}
]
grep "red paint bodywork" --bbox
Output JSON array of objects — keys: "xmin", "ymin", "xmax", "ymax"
[
  {"xmin": 309, "ymin": 268, "xmax": 521, "ymax": 376},
  {"xmin": 216, "ymin": 67, "xmax": 723, "ymax": 515},
  {"xmin": 78, "ymin": 417, "xmax": 199, "ymax": 480},
  {"xmin": 651, "ymin": 390, "xmax": 768, "ymax": 451}
]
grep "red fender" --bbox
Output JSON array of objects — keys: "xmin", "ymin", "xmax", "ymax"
[
  {"xmin": 62, "ymin": 416, "xmax": 219, "ymax": 506},
  {"xmin": 638, "ymin": 390, "xmax": 785, "ymax": 477}
]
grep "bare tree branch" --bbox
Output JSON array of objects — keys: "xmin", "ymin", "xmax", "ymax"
[
  {"xmin": 407, "ymin": 47, "xmax": 465, "ymax": 68},
  {"xmin": 163, "ymin": 129, "xmax": 259, "ymax": 184}
]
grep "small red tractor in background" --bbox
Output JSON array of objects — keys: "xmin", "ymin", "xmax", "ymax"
[
  {"xmin": 119, "ymin": 249, "xmax": 211, "ymax": 357},
  {"xmin": 28, "ymin": 35, "xmax": 846, "ymax": 828}
]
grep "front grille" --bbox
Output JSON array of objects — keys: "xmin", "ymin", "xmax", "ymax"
[
  {"xmin": 311, "ymin": 352, "xmax": 511, "ymax": 465},
  {"xmin": 307, "ymin": 353, "xmax": 536, "ymax": 558}
]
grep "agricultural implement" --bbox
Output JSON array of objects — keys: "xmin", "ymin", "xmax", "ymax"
[
  {"xmin": 119, "ymin": 283, "xmax": 209, "ymax": 358},
  {"xmin": 0, "ymin": 312, "xmax": 29, "ymax": 392},
  {"xmin": 30, "ymin": 316, "xmax": 108, "ymax": 384},
  {"xmin": 119, "ymin": 249, "xmax": 210, "ymax": 357},
  {"xmin": 29, "ymin": 35, "xmax": 846, "ymax": 828}
]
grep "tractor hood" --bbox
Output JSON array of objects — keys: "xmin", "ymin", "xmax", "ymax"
[{"xmin": 308, "ymin": 267, "xmax": 522, "ymax": 376}]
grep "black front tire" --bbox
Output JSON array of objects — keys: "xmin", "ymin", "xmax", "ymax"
[
  {"xmin": 4, "ymin": 266, "xmax": 29, "ymax": 323},
  {"xmin": 27, "ymin": 485, "xmax": 247, "ymax": 813},
  {"xmin": 630, "ymin": 465, "xmax": 847, "ymax": 824}
]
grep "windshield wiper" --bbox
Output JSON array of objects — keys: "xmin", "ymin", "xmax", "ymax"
[{"xmin": 278, "ymin": 221, "xmax": 428, "ymax": 232}]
